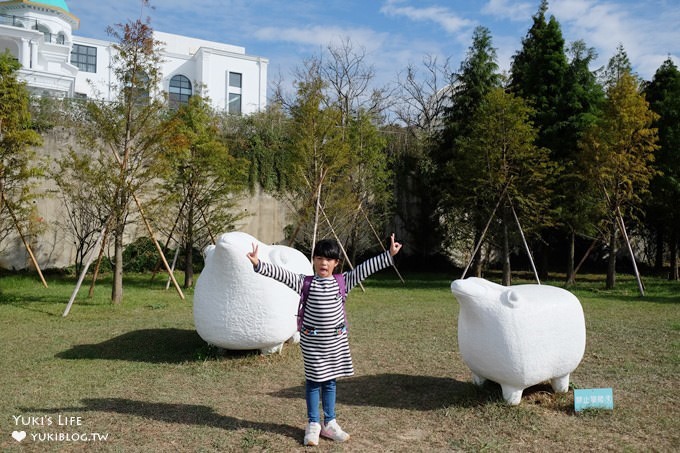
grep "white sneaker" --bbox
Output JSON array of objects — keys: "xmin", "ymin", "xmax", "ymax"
[
  {"xmin": 304, "ymin": 422, "xmax": 321, "ymax": 446},
  {"xmin": 321, "ymin": 419, "xmax": 350, "ymax": 442}
]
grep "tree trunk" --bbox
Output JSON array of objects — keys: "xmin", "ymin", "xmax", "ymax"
[
  {"xmin": 184, "ymin": 202, "xmax": 194, "ymax": 288},
  {"xmin": 670, "ymin": 231, "xmax": 678, "ymax": 281},
  {"xmin": 111, "ymin": 226, "xmax": 124, "ymax": 304},
  {"xmin": 184, "ymin": 240, "xmax": 194, "ymax": 288},
  {"xmin": 654, "ymin": 226, "xmax": 664, "ymax": 274},
  {"xmin": 502, "ymin": 209, "xmax": 511, "ymax": 286},
  {"xmin": 536, "ymin": 239, "xmax": 549, "ymax": 282},
  {"xmin": 566, "ymin": 229, "xmax": 576, "ymax": 286},
  {"xmin": 472, "ymin": 226, "xmax": 484, "ymax": 277},
  {"xmin": 606, "ymin": 226, "xmax": 617, "ymax": 289}
]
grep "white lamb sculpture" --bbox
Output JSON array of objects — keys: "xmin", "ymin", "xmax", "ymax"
[
  {"xmin": 194, "ymin": 232, "xmax": 312, "ymax": 354},
  {"xmin": 450, "ymin": 277, "xmax": 586, "ymax": 405}
]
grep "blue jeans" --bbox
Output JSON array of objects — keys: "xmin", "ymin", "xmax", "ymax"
[{"xmin": 305, "ymin": 379, "xmax": 336, "ymax": 423}]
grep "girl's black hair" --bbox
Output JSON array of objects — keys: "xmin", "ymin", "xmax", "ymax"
[{"xmin": 313, "ymin": 239, "xmax": 341, "ymax": 260}]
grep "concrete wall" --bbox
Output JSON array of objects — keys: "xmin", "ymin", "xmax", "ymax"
[{"xmin": 0, "ymin": 129, "xmax": 290, "ymax": 271}]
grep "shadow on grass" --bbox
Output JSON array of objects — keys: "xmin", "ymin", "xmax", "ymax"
[
  {"xmin": 55, "ymin": 328, "xmax": 235, "ymax": 363},
  {"xmin": 271, "ymin": 373, "xmax": 501, "ymax": 410},
  {"xmin": 360, "ymin": 273, "xmax": 452, "ymax": 291},
  {"xmin": 584, "ymin": 292, "xmax": 680, "ymax": 304},
  {"xmin": 22, "ymin": 398, "xmax": 300, "ymax": 441}
]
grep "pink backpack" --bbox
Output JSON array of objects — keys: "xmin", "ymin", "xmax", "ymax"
[{"xmin": 296, "ymin": 274, "xmax": 347, "ymax": 332}]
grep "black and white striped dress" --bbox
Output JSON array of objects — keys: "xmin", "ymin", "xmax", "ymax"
[{"xmin": 255, "ymin": 251, "xmax": 394, "ymax": 382}]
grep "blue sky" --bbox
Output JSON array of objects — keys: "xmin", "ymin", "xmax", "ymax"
[{"xmin": 65, "ymin": 0, "xmax": 679, "ymax": 90}]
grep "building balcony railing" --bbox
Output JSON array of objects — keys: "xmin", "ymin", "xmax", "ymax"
[
  {"xmin": 0, "ymin": 13, "xmax": 66, "ymax": 44},
  {"xmin": 0, "ymin": 12, "xmax": 38, "ymax": 30}
]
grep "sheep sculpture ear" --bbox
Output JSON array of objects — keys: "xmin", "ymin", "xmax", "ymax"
[
  {"xmin": 502, "ymin": 290, "xmax": 520, "ymax": 308},
  {"xmin": 203, "ymin": 244, "xmax": 216, "ymax": 261}
]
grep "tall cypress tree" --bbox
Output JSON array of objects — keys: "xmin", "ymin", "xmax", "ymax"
[
  {"xmin": 579, "ymin": 69, "xmax": 658, "ymax": 289},
  {"xmin": 435, "ymin": 26, "xmax": 502, "ymax": 274},
  {"xmin": 509, "ymin": 0, "xmax": 572, "ymax": 278},
  {"xmin": 644, "ymin": 58, "xmax": 680, "ymax": 279},
  {"xmin": 510, "ymin": 0, "xmax": 569, "ymax": 154},
  {"xmin": 442, "ymin": 26, "xmax": 501, "ymax": 147},
  {"xmin": 559, "ymin": 41, "xmax": 606, "ymax": 284},
  {"xmin": 455, "ymin": 88, "xmax": 554, "ymax": 285}
]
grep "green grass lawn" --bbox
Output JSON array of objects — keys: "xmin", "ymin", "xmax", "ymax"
[{"xmin": 0, "ymin": 271, "xmax": 678, "ymax": 452}]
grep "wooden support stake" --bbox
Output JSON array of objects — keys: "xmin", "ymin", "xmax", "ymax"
[
  {"xmin": 507, "ymin": 195, "xmax": 540, "ymax": 284},
  {"xmin": 198, "ymin": 204, "xmax": 216, "ymax": 245},
  {"xmin": 310, "ymin": 170, "xmax": 326, "ymax": 261},
  {"xmin": 461, "ymin": 182, "xmax": 511, "ymax": 279},
  {"xmin": 574, "ymin": 238, "xmax": 598, "ymax": 276},
  {"xmin": 319, "ymin": 203, "xmax": 365, "ymax": 292},
  {"xmin": 109, "ymin": 140, "xmax": 183, "ymax": 300},
  {"xmin": 616, "ymin": 208, "xmax": 645, "ymax": 296},
  {"xmin": 603, "ymin": 188, "xmax": 644, "ymax": 297},
  {"xmin": 88, "ymin": 219, "xmax": 111, "ymax": 298},
  {"xmin": 166, "ymin": 242, "xmax": 181, "ymax": 290},
  {"xmin": 2, "ymin": 193, "xmax": 47, "ymax": 288},
  {"xmin": 359, "ymin": 204, "xmax": 405, "ymax": 284},
  {"xmin": 132, "ymin": 193, "xmax": 185, "ymax": 300},
  {"xmin": 150, "ymin": 198, "xmax": 186, "ymax": 282},
  {"xmin": 63, "ymin": 224, "xmax": 107, "ymax": 316}
]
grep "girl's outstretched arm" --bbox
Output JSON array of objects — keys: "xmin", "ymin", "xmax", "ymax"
[
  {"xmin": 344, "ymin": 233, "xmax": 402, "ymax": 291},
  {"xmin": 246, "ymin": 242, "xmax": 304, "ymax": 293}
]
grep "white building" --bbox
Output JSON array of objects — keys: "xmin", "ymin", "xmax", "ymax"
[
  {"xmin": 0, "ymin": 0, "xmax": 268, "ymax": 113},
  {"xmin": 1, "ymin": 0, "xmax": 287, "ymax": 271}
]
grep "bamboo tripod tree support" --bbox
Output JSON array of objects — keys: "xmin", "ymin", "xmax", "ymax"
[
  {"xmin": 507, "ymin": 196, "xmax": 540, "ymax": 285},
  {"xmin": 303, "ymin": 173, "xmax": 370, "ymax": 292},
  {"xmin": 132, "ymin": 192, "xmax": 185, "ymax": 300},
  {"xmin": 603, "ymin": 189, "xmax": 645, "ymax": 297},
  {"xmin": 88, "ymin": 225, "xmax": 109, "ymax": 298},
  {"xmin": 359, "ymin": 204, "xmax": 405, "ymax": 284},
  {"xmin": 461, "ymin": 182, "xmax": 509, "ymax": 280},
  {"xmin": 318, "ymin": 202, "xmax": 365, "ymax": 292},
  {"xmin": 62, "ymin": 191, "xmax": 187, "ymax": 317},
  {"xmin": 616, "ymin": 209, "xmax": 644, "ymax": 296},
  {"xmin": 64, "ymin": 140, "xmax": 186, "ymax": 315},
  {"xmin": 63, "ymin": 222, "xmax": 108, "ymax": 316},
  {"xmin": 111, "ymin": 140, "xmax": 185, "ymax": 301},
  {"xmin": 461, "ymin": 183, "xmax": 541, "ymax": 284},
  {"xmin": 1, "ymin": 193, "xmax": 48, "ymax": 288}
]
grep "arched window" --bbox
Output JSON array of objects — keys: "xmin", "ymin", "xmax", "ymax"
[
  {"xmin": 169, "ymin": 74, "xmax": 192, "ymax": 107},
  {"xmin": 35, "ymin": 24, "xmax": 52, "ymax": 43}
]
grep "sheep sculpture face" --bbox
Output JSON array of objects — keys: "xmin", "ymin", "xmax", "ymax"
[
  {"xmin": 450, "ymin": 277, "xmax": 586, "ymax": 405},
  {"xmin": 193, "ymin": 232, "xmax": 312, "ymax": 354}
]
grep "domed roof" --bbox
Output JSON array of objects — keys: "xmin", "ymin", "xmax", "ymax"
[
  {"xmin": 31, "ymin": 0, "xmax": 70, "ymax": 12},
  {"xmin": 0, "ymin": 1, "xmax": 78, "ymax": 28}
]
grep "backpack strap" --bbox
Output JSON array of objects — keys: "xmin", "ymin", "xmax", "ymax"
[
  {"xmin": 296, "ymin": 274, "xmax": 348, "ymax": 332},
  {"xmin": 297, "ymin": 275, "xmax": 314, "ymax": 331},
  {"xmin": 334, "ymin": 273, "xmax": 348, "ymax": 328}
]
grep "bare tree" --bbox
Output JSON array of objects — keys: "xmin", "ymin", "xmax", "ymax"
[
  {"xmin": 393, "ymin": 54, "xmax": 452, "ymax": 135},
  {"xmin": 320, "ymin": 37, "xmax": 392, "ymax": 125}
]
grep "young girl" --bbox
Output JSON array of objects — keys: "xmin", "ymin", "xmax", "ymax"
[{"xmin": 246, "ymin": 234, "xmax": 402, "ymax": 446}]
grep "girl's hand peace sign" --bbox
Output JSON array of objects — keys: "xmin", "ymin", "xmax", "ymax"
[{"xmin": 247, "ymin": 243, "xmax": 260, "ymax": 266}]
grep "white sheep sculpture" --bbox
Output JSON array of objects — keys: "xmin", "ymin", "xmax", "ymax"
[
  {"xmin": 194, "ymin": 232, "xmax": 312, "ymax": 354},
  {"xmin": 451, "ymin": 277, "xmax": 586, "ymax": 405}
]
